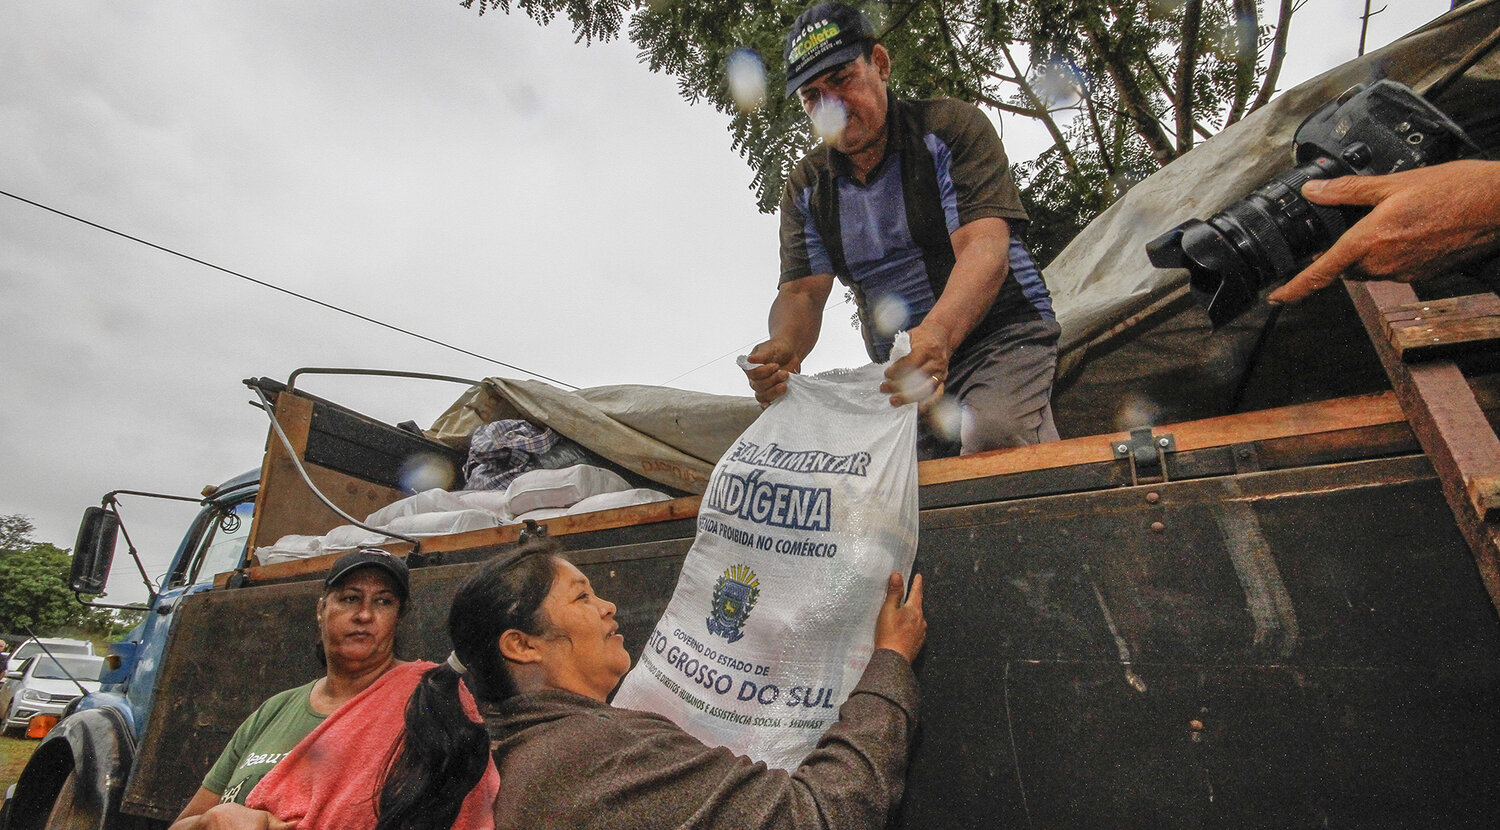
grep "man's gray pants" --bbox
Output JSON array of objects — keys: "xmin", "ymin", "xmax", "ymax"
[{"xmin": 916, "ymin": 317, "xmax": 1061, "ymax": 460}]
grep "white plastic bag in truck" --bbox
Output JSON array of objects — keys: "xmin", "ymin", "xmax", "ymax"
[{"xmin": 611, "ymin": 342, "xmax": 919, "ymax": 770}]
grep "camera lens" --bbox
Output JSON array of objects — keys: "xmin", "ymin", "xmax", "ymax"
[
  {"xmin": 1147, "ymin": 156, "xmax": 1350, "ymax": 327},
  {"xmin": 1218, "ymin": 157, "xmax": 1351, "ymax": 281}
]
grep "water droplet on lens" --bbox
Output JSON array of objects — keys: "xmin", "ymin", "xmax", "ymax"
[
  {"xmin": 509, "ymin": 82, "xmax": 542, "ymax": 116},
  {"xmin": 1031, "ymin": 58, "xmax": 1084, "ymax": 108},
  {"xmin": 871, "ymin": 294, "xmax": 910, "ymax": 338},
  {"xmin": 1234, "ymin": 7, "xmax": 1258, "ymax": 43},
  {"xmin": 929, "ymin": 396, "xmax": 961, "ymax": 441},
  {"xmin": 811, "ymin": 98, "xmax": 847, "ymax": 143},
  {"xmin": 727, "ymin": 48, "xmax": 767, "ymax": 112},
  {"xmin": 891, "ymin": 368, "xmax": 926, "ymax": 402},
  {"xmin": 1113, "ymin": 393, "xmax": 1161, "ymax": 432},
  {"xmin": 400, "ymin": 453, "xmax": 455, "ymax": 493}
]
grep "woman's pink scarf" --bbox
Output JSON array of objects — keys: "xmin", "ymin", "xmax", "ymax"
[{"xmin": 247, "ymin": 660, "xmax": 498, "ymax": 829}]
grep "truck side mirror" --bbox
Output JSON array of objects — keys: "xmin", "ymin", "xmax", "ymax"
[{"xmin": 72, "ymin": 506, "xmax": 120, "ymax": 594}]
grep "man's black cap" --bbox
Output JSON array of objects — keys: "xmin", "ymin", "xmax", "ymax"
[
  {"xmin": 325, "ymin": 548, "xmax": 410, "ymax": 603},
  {"xmin": 784, "ymin": 2, "xmax": 875, "ymax": 97}
]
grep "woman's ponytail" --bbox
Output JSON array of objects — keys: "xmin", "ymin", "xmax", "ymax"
[
  {"xmin": 374, "ymin": 663, "xmax": 489, "ymax": 830},
  {"xmin": 373, "ymin": 539, "xmax": 563, "ymax": 829}
]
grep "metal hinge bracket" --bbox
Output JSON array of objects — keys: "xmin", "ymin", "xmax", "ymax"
[{"xmin": 1113, "ymin": 428, "xmax": 1177, "ymax": 485}]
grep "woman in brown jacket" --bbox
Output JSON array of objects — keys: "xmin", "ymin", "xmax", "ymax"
[{"xmin": 391, "ymin": 538, "xmax": 927, "ymax": 830}]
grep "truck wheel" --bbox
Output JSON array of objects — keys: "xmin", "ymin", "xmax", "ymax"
[{"xmin": 41, "ymin": 770, "xmax": 90, "ymax": 830}]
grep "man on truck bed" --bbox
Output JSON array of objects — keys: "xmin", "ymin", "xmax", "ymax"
[{"xmin": 744, "ymin": 2, "xmax": 1060, "ymax": 458}]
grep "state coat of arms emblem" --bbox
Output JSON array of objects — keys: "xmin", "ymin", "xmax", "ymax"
[{"xmin": 706, "ymin": 564, "xmax": 759, "ymax": 643}]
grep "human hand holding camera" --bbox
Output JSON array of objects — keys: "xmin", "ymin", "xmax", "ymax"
[
  {"xmin": 1146, "ymin": 80, "xmax": 1486, "ymax": 327},
  {"xmin": 1269, "ymin": 159, "xmax": 1500, "ymax": 305}
]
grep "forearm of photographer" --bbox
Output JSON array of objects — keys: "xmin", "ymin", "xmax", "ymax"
[{"xmin": 1269, "ymin": 159, "xmax": 1500, "ymax": 305}]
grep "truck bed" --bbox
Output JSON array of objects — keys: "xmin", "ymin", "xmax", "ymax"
[{"xmin": 126, "ymin": 387, "xmax": 1500, "ymax": 827}]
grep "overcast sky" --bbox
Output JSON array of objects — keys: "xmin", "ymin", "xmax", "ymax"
[{"xmin": 0, "ymin": 0, "xmax": 1450, "ymax": 605}]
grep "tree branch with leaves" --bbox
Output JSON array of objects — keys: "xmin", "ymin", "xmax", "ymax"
[{"xmin": 460, "ymin": 0, "xmax": 1295, "ymax": 262}]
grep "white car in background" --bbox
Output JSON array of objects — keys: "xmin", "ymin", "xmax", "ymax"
[
  {"xmin": 1, "ymin": 653, "xmax": 105, "ymax": 735},
  {"xmin": 2, "ymin": 637, "xmax": 94, "ymax": 677}
]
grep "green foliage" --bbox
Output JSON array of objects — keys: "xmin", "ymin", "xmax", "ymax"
[
  {"xmin": 64, "ymin": 608, "xmax": 147, "ymax": 644},
  {"xmin": 0, "ymin": 514, "xmax": 140, "ymax": 641},
  {"xmin": 1017, "ymin": 150, "xmax": 1117, "ymax": 266},
  {"xmin": 461, "ymin": 0, "xmax": 1291, "ymax": 263},
  {"xmin": 0, "ymin": 516, "xmax": 36, "ymax": 553},
  {"xmin": 0, "ymin": 541, "xmax": 75, "ymax": 635},
  {"xmin": 461, "ymin": 0, "xmax": 631, "ymax": 43},
  {"xmin": 631, "ymin": 1, "xmax": 814, "ymax": 213}
]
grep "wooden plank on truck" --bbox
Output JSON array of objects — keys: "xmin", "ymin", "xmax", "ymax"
[
  {"xmin": 247, "ymin": 386, "xmax": 469, "ymax": 556},
  {"xmin": 1383, "ymin": 293, "xmax": 1500, "ymax": 361},
  {"xmin": 918, "ymin": 391, "xmax": 1408, "ymax": 485},
  {"xmin": 222, "ymin": 382, "xmax": 1500, "ymax": 590},
  {"xmin": 1347, "ymin": 281, "xmax": 1500, "ymax": 614}
]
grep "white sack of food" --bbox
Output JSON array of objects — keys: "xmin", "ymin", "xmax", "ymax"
[
  {"xmin": 257, "ymin": 550, "xmax": 309, "ymax": 566},
  {"xmin": 611, "ymin": 337, "xmax": 919, "ymax": 770},
  {"xmin": 566, "ymin": 488, "xmax": 672, "ymax": 516},
  {"xmin": 363, "ymin": 488, "xmax": 466, "ymax": 528},
  {"xmin": 453, "ymin": 489, "xmax": 513, "ymax": 521},
  {"xmin": 509, "ymin": 506, "xmax": 573, "ymax": 523},
  {"xmin": 255, "ymin": 535, "xmax": 324, "ymax": 566},
  {"xmin": 320, "ymin": 524, "xmax": 392, "ymax": 551},
  {"xmin": 384, "ymin": 509, "xmax": 498, "ymax": 537},
  {"xmin": 505, "ymin": 465, "xmax": 631, "ymax": 516}
]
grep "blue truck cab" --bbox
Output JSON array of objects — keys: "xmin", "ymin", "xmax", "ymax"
[{"xmin": 1, "ymin": 471, "xmax": 259, "ymax": 830}]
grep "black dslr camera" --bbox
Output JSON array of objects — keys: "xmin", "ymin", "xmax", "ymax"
[{"xmin": 1146, "ymin": 79, "xmax": 1482, "ymax": 327}]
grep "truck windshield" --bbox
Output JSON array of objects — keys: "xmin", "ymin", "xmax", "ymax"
[
  {"xmin": 186, "ymin": 500, "xmax": 255, "ymax": 586},
  {"xmin": 34, "ymin": 655, "xmax": 104, "ymax": 682}
]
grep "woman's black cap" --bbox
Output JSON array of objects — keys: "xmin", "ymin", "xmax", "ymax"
[{"xmin": 324, "ymin": 548, "xmax": 410, "ymax": 602}]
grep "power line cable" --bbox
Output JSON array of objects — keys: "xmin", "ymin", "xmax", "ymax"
[
  {"xmin": 657, "ymin": 293, "xmax": 853, "ymax": 387},
  {"xmin": 658, "ymin": 338, "xmax": 760, "ymax": 387},
  {"xmin": 0, "ymin": 188, "xmax": 578, "ymax": 389}
]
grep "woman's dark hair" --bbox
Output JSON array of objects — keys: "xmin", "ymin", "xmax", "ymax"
[{"xmin": 374, "ymin": 539, "xmax": 563, "ymax": 830}]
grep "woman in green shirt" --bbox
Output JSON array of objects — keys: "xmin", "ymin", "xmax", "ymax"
[{"xmin": 169, "ymin": 549, "xmax": 412, "ymax": 830}]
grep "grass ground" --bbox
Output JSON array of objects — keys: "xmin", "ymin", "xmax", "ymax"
[{"xmin": 1, "ymin": 733, "xmax": 40, "ymax": 796}]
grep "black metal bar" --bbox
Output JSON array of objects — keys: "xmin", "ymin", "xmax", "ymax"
[{"xmin": 285, "ymin": 367, "xmax": 481, "ymax": 392}]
